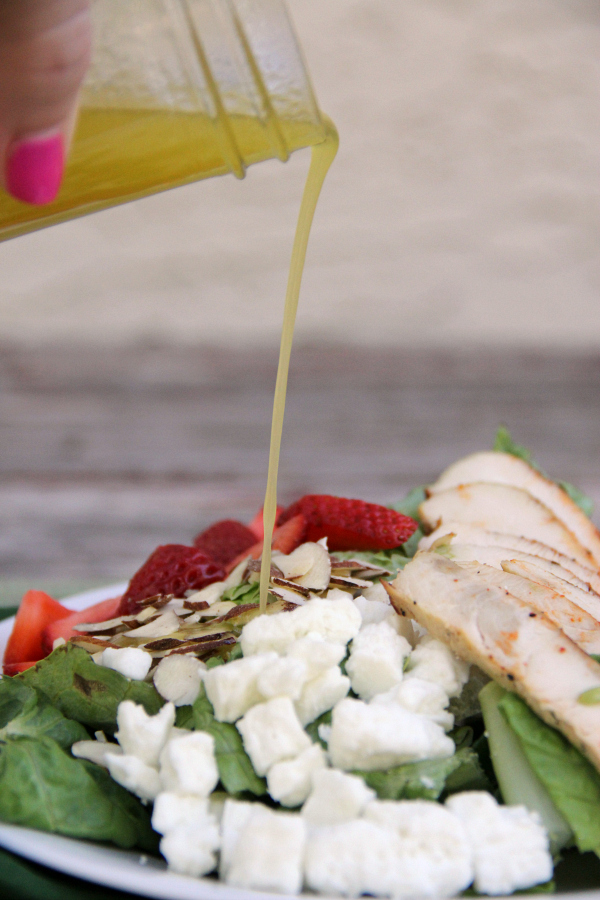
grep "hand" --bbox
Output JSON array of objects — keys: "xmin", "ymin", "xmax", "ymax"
[{"xmin": 0, "ymin": 0, "xmax": 92, "ymax": 205}]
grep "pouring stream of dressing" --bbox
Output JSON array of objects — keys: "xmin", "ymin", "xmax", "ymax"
[{"xmin": 259, "ymin": 118, "xmax": 339, "ymax": 611}]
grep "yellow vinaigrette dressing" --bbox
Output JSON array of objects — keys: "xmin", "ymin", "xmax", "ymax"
[
  {"xmin": 259, "ymin": 120, "xmax": 338, "ymax": 612},
  {"xmin": 0, "ymin": 110, "xmax": 332, "ymax": 240}
]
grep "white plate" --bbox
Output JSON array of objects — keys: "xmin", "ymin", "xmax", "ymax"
[{"xmin": 0, "ymin": 585, "xmax": 598, "ymax": 900}]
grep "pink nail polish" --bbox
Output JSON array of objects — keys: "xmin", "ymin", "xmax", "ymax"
[{"xmin": 5, "ymin": 133, "xmax": 65, "ymax": 205}]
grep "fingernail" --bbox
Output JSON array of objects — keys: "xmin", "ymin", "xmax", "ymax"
[{"xmin": 5, "ymin": 133, "xmax": 64, "ymax": 205}]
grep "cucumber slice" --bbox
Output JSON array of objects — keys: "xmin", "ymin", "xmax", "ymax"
[{"xmin": 479, "ymin": 681, "xmax": 572, "ymax": 854}]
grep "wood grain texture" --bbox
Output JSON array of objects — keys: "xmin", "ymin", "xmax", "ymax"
[{"xmin": 2, "ymin": 344, "xmax": 600, "ymax": 582}]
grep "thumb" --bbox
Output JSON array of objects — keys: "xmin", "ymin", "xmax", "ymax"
[{"xmin": 0, "ymin": 0, "xmax": 92, "ymax": 206}]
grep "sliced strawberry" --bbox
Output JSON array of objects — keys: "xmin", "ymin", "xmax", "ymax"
[
  {"xmin": 3, "ymin": 660, "xmax": 39, "ymax": 675},
  {"xmin": 120, "ymin": 544, "xmax": 225, "ymax": 614},
  {"xmin": 42, "ymin": 595, "xmax": 122, "ymax": 654},
  {"xmin": 279, "ymin": 495, "xmax": 417, "ymax": 551},
  {"xmin": 225, "ymin": 513, "xmax": 307, "ymax": 573},
  {"xmin": 248, "ymin": 506, "xmax": 284, "ymax": 540},
  {"xmin": 193, "ymin": 519, "xmax": 257, "ymax": 567},
  {"xmin": 3, "ymin": 590, "xmax": 70, "ymax": 673}
]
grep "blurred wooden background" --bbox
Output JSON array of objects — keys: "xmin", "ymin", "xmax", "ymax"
[{"xmin": 2, "ymin": 343, "xmax": 600, "ymax": 605}]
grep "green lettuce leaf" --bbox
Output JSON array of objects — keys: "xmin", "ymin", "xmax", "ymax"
[
  {"xmin": 499, "ymin": 691, "xmax": 600, "ymax": 856},
  {"xmin": 221, "ymin": 581, "xmax": 260, "ymax": 605},
  {"xmin": 352, "ymin": 747, "xmax": 488, "ymax": 801},
  {"xmin": 0, "ymin": 678, "xmax": 87, "ymax": 749},
  {"xmin": 493, "ymin": 427, "xmax": 593, "ymax": 516},
  {"xmin": 18, "ymin": 645, "xmax": 163, "ymax": 733},
  {"xmin": 176, "ymin": 685, "xmax": 266, "ymax": 796},
  {"xmin": 0, "ymin": 736, "xmax": 157, "ymax": 851}
]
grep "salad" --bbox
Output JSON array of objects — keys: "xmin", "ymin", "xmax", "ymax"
[{"xmin": 1, "ymin": 428, "xmax": 600, "ymax": 898}]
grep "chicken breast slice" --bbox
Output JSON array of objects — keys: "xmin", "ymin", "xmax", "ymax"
[
  {"xmin": 419, "ymin": 524, "xmax": 600, "ymax": 593},
  {"xmin": 386, "ymin": 552, "xmax": 600, "ymax": 772},
  {"xmin": 419, "ymin": 483, "xmax": 595, "ymax": 568},
  {"xmin": 428, "ymin": 451, "xmax": 600, "ymax": 566},
  {"xmin": 501, "ymin": 559, "xmax": 600, "ymax": 623},
  {"xmin": 438, "ymin": 540, "xmax": 600, "ymax": 601},
  {"xmin": 452, "ymin": 559, "xmax": 600, "ymax": 656}
]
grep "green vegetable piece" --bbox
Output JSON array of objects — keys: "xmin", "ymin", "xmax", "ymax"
[
  {"xmin": 0, "ymin": 678, "xmax": 87, "ymax": 749},
  {"xmin": 176, "ymin": 685, "xmax": 266, "ymax": 796},
  {"xmin": 18, "ymin": 644, "xmax": 163, "ymax": 733},
  {"xmin": 352, "ymin": 747, "xmax": 485, "ymax": 801},
  {"xmin": 493, "ymin": 426, "xmax": 538, "ymax": 466},
  {"xmin": 558, "ymin": 482, "xmax": 594, "ymax": 518},
  {"xmin": 0, "ymin": 736, "xmax": 157, "ymax": 851},
  {"xmin": 388, "ymin": 486, "xmax": 427, "ymax": 522},
  {"xmin": 305, "ymin": 709, "xmax": 332, "ymax": 748},
  {"xmin": 578, "ymin": 687, "xmax": 600, "ymax": 706},
  {"xmin": 221, "ymin": 581, "xmax": 260, "ymax": 605},
  {"xmin": 480, "ymin": 682, "xmax": 572, "ymax": 855},
  {"xmin": 498, "ymin": 688, "xmax": 600, "ymax": 856}
]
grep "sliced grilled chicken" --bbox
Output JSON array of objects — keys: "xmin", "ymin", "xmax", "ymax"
[
  {"xmin": 419, "ymin": 483, "xmax": 595, "ymax": 568},
  {"xmin": 419, "ymin": 524, "xmax": 600, "ymax": 593},
  {"xmin": 454, "ymin": 560, "xmax": 600, "ymax": 655},
  {"xmin": 428, "ymin": 451, "xmax": 600, "ymax": 566},
  {"xmin": 438, "ymin": 540, "xmax": 600, "ymax": 600},
  {"xmin": 386, "ymin": 552, "xmax": 600, "ymax": 772},
  {"xmin": 502, "ymin": 559, "xmax": 600, "ymax": 623}
]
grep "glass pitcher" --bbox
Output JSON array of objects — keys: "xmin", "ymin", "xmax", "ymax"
[{"xmin": 0, "ymin": 0, "xmax": 328, "ymax": 242}]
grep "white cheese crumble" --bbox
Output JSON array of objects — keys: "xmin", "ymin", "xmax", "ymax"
[
  {"xmin": 301, "ymin": 768, "xmax": 375, "ymax": 825},
  {"xmin": 267, "ymin": 743, "xmax": 327, "ymax": 808},
  {"xmin": 99, "ymin": 647, "xmax": 152, "ymax": 681},
  {"xmin": 236, "ymin": 696, "xmax": 311, "ymax": 776},
  {"xmin": 328, "ymin": 697, "xmax": 455, "ymax": 771},
  {"xmin": 346, "ymin": 621, "xmax": 411, "ymax": 700},
  {"xmin": 405, "ymin": 635, "xmax": 470, "ymax": 697},
  {"xmin": 115, "ymin": 700, "xmax": 175, "ymax": 767},
  {"xmin": 446, "ymin": 791, "xmax": 553, "ymax": 895}
]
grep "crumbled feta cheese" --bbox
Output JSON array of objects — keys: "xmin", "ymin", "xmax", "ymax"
[
  {"xmin": 267, "ymin": 743, "xmax": 327, "ymax": 807},
  {"xmin": 371, "ymin": 677, "xmax": 454, "ymax": 730},
  {"xmin": 346, "ymin": 621, "xmax": 411, "ymax": 701},
  {"xmin": 105, "ymin": 753, "xmax": 160, "ymax": 802},
  {"xmin": 219, "ymin": 800, "xmax": 254, "ymax": 880},
  {"xmin": 159, "ymin": 731, "xmax": 219, "ymax": 796},
  {"xmin": 159, "ymin": 823, "xmax": 220, "ymax": 877},
  {"xmin": 236, "ymin": 696, "xmax": 311, "ymax": 776},
  {"xmin": 446, "ymin": 791, "xmax": 552, "ymax": 895},
  {"xmin": 365, "ymin": 799, "xmax": 473, "ymax": 898},
  {"xmin": 99, "ymin": 647, "xmax": 152, "ymax": 681},
  {"xmin": 302, "ymin": 768, "xmax": 375, "ymax": 825},
  {"xmin": 224, "ymin": 804, "xmax": 306, "ymax": 895},
  {"xmin": 240, "ymin": 595, "xmax": 361, "ymax": 656},
  {"xmin": 256, "ymin": 656, "xmax": 308, "ymax": 701},
  {"xmin": 286, "ymin": 633, "xmax": 346, "ymax": 679},
  {"xmin": 72, "ymin": 739, "xmax": 123, "ymax": 768},
  {"xmin": 328, "ymin": 697, "xmax": 455, "ymax": 771},
  {"xmin": 294, "ymin": 665, "xmax": 350, "ymax": 726},
  {"xmin": 115, "ymin": 700, "xmax": 175, "ymax": 767},
  {"xmin": 353, "ymin": 593, "xmax": 391, "ymax": 626},
  {"xmin": 305, "ymin": 819, "xmax": 403, "ymax": 897},
  {"xmin": 406, "ymin": 636, "xmax": 470, "ymax": 697},
  {"xmin": 203, "ymin": 652, "xmax": 278, "ymax": 722},
  {"xmin": 153, "ymin": 654, "xmax": 205, "ymax": 706},
  {"xmin": 152, "ymin": 793, "xmax": 210, "ymax": 834}
]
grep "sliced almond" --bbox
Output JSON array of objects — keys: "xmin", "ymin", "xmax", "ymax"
[
  {"xmin": 70, "ymin": 635, "xmax": 118, "ymax": 653},
  {"xmin": 126, "ymin": 610, "xmax": 181, "ymax": 639},
  {"xmin": 270, "ymin": 577, "xmax": 311, "ymax": 598},
  {"xmin": 274, "ymin": 542, "xmax": 332, "ymax": 591},
  {"xmin": 329, "ymin": 575, "xmax": 373, "ymax": 590}
]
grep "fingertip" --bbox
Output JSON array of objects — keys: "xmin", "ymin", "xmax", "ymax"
[{"xmin": 5, "ymin": 131, "xmax": 65, "ymax": 205}]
